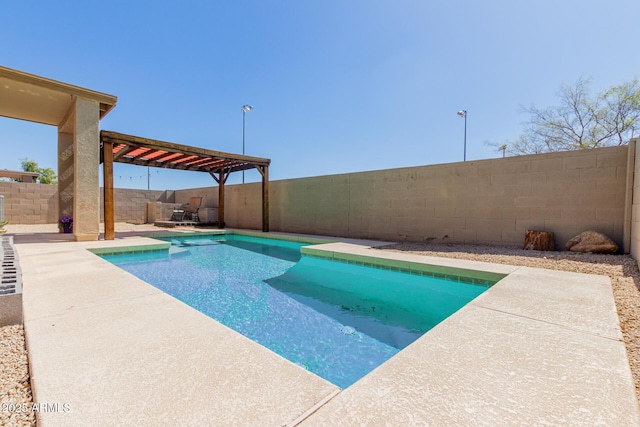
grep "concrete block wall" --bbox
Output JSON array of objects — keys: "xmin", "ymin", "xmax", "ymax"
[
  {"xmin": 0, "ymin": 145, "xmax": 631, "ymax": 249},
  {"xmin": 221, "ymin": 184, "xmax": 262, "ymax": 229},
  {"xmin": 150, "ymin": 192, "xmax": 219, "ymax": 223},
  {"xmin": 172, "ymin": 187, "xmax": 218, "ymax": 208},
  {"xmin": 203, "ymin": 145, "xmax": 629, "ymax": 248},
  {"xmin": 158, "ymin": 203, "xmax": 182, "ymax": 221},
  {"xmin": 0, "ymin": 181, "xmax": 58, "ymax": 224},
  {"xmin": 145, "ymin": 202, "xmax": 181, "ymax": 222},
  {"xmin": 0, "ymin": 183, "xmax": 171, "ymax": 225},
  {"xmin": 629, "ymin": 139, "xmax": 640, "ymax": 259},
  {"xmin": 99, "ymin": 188, "xmax": 168, "ymax": 224}
]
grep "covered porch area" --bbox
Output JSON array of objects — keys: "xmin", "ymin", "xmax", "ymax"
[{"xmin": 0, "ymin": 66, "xmax": 117, "ymax": 241}]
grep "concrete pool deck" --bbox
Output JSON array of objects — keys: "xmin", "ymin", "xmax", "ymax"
[{"xmin": 12, "ymin": 228, "xmax": 640, "ymax": 426}]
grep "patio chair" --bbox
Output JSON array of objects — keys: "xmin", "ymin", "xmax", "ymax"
[{"xmin": 170, "ymin": 197, "xmax": 202, "ymax": 222}]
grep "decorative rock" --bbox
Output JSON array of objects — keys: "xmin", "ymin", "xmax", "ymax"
[
  {"xmin": 565, "ymin": 230, "xmax": 619, "ymax": 254},
  {"xmin": 523, "ymin": 230, "xmax": 555, "ymax": 251}
]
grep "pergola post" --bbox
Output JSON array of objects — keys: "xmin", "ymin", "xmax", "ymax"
[
  {"xmin": 103, "ymin": 139, "xmax": 115, "ymax": 240},
  {"xmin": 257, "ymin": 165, "xmax": 270, "ymax": 232},
  {"xmin": 218, "ymin": 168, "xmax": 225, "ymax": 228}
]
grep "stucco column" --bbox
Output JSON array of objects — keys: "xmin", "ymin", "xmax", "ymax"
[{"xmin": 72, "ymin": 98, "xmax": 100, "ymax": 241}]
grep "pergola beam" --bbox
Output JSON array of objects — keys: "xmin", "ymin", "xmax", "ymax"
[
  {"xmin": 225, "ymin": 163, "xmax": 260, "ymax": 174},
  {"xmin": 131, "ymin": 149, "xmax": 153, "ymax": 160},
  {"xmin": 102, "ymin": 131, "xmax": 269, "ymax": 167},
  {"xmin": 113, "ymin": 145, "xmax": 138, "ymax": 160},
  {"xmin": 141, "ymin": 152, "xmax": 185, "ymax": 164}
]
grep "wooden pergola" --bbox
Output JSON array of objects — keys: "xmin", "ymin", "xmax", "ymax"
[{"xmin": 100, "ymin": 130, "xmax": 270, "ymax": 240}]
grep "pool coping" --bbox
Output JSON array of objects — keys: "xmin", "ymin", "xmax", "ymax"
[{"xmin": 16, "ymin": 229, "xmax": 640, "ymax": 426}]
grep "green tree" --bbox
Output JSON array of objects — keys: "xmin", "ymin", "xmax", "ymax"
[
  {"xmin": 491, "ymin": 78, "xmax": 640, "ymax": 155},
  {"xmin": 37, "ymin": 167, "xmax": 57, "ymax": 184},
  {"xmin": 19, "ymin": 158, "xmax": 57, "ymax": 184},
  {"xmin": 20, "ymin": 158, "xmax": 39, "ymax": 173}
]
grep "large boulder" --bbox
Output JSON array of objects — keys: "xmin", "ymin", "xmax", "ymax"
[{"xmin": 565, "ymin": 231, "xmax": 619, "ymax": 254}]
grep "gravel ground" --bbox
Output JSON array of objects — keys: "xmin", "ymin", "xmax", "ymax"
[
  {"xmin": 0, "ymin": 325, "xmax": 35, "ymax": 427},
  {"xmin": 375, "ymin": 242, "xmax": 640, "ymax": 402}
]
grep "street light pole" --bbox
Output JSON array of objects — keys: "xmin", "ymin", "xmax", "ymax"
[
  {"xmin": 457, "ymin": 110, "xmax": 467, "ymax": 161},
  {"xmin": 241, "ymin": 105, "xmax": 254, "ymax": 184},
  {"xmin": 499, "ymin": 144, "xmax": 507, "ymax": 158}
]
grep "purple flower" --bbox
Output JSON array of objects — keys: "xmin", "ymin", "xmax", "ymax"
[{"xmin": 59, "ymin": 216, "xmax": 73, "ymax": 227}]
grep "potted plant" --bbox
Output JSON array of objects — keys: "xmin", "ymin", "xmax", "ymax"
[{"xmin": 59, "ymin": 216, "xmax": 73, "ymax": 233}]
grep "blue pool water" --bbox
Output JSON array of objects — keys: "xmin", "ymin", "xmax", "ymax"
[{"xmin": 101, "ymin": 234, "xmax": 490, "ymax": 388}]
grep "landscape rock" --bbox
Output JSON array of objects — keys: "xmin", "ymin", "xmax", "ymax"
[
  {"xmin": 523, "ymin": 230, "xmax": 555, "ymax": 251},
  {"xmin": 565, "ymin": 230, "xmax": 619, "ymax": 254}
]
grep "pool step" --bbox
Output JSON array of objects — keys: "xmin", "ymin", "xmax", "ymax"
[{"xmin": 0, "ymin": 236, "xmax": 22, "ymax": 326}]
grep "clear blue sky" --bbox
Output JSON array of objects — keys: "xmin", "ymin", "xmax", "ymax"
[{"xmin": 1, "ymin": 1, "xmax": 639, "ymax": 190}]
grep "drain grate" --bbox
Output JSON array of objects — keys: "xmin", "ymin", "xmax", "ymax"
[
  {"xmin": 0, "ymin": 235, "xmax": 22, "ymax": 326},
  {"xmin": 0, "ymin": 236, "xmax": 21, "ymax": 296}
]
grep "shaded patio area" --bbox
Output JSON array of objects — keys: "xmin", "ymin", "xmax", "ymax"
[{"xmin": 100, "ymin": 131, "xmax": 271, "ymax": 240}]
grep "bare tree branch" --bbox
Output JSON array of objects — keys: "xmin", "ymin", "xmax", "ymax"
[{"xmin": 497, "ymin": 78, "xmax": 640, "ymax": 155}]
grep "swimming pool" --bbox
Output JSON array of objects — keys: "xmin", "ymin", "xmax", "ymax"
[{"xmin": 101, "ymin": 234, "xmax": 491, "ymax": 388}]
